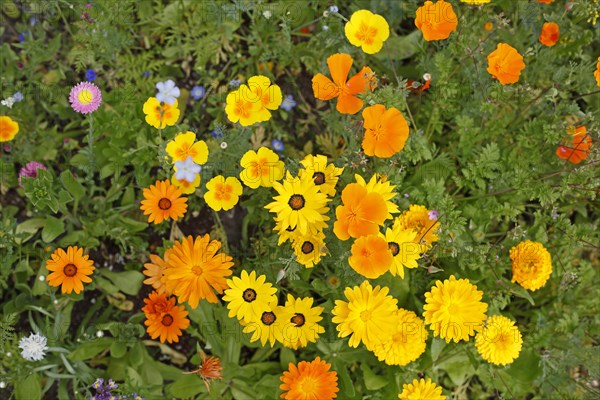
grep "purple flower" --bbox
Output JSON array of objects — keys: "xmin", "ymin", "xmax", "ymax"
[
  {"xmin": 29, "ymin": 17, "xmax": 37, "ymax": 26},
  {"xmin": 428, "ymin": 210, "xmax": 439, "ymax": 221},
  {"xmin": 142, "ymin": 71, "xmax": 151, "ymax": 78},
  {"xmin": 90, "ymin": 378, "xmax": 120, "ymax": 400},
  {"xmin": 229, "ymin": 79, "xmax": 241, "ymax": 88},
  {"xmin": 211, "ymin": 127, "xmax": 224, "ymax": 139},
  {"xmin": 280, "ymin": 94, "xmax": 296, "ymax": 111},
  {"xmin": 85, "ymin": 69, "xmax": 97, "ymax": 82},
  {"xmin": 190, "ymin": 85, "xmax": 205, "ymax": 100},
  {"xmin": 13, "ymin": 92, "xmax": 23, "ymax": 102},
  {"xmin": 68, "ymin": 81, "xmax": 102, "ymax": 114},
  {"xmin": 18, "ymin": 33, "xmax": 26, "ymax": 43},
  {"xmin": 18, "ymin": 162, "xmax": 47, "ymax": 186},
  {"xmin": 271, "ymin": 139, "xmax": 284, "ymax": 152}
]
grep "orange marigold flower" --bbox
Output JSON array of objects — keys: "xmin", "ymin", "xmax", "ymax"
[
  {"xmin": 556, "ymin": 126, "xmax": 592, "ymax": 164},
  {"xmin": 143, "ymin": 291, "xmax": 190, "ymax": 343},
  {"xmin": 280, "ymin": 356, "xmax": 339, "ymax": 400},
  {"xmin": 486, "ymin": 43, "xmax": 526, "ymax": 85},
  {"xmin": 312, "ymin": 53, "xmax": 375, "ymax": 115},
  {"xmin": 362, "ymin": 104, "xmax": 410, "ymax": 158},
  {"xmin": 415, "ymin": 0, "xmax": 458, "ymax": 41},
  {"xmin": 349, "ymin": 235, "xmax": 393, "ymax": 279},
  {"xmin": 163, "ymin": 235, "xmax": 234, "ymax": 307},
  {"xmin": 333, "ymin": 183, "xmax": 388, "ymax": 240},
  {"xmin": 46, "ymin": 246, "xmax": 95, "ymax": 294},
  {"xmin": 186, "ymin": 352, "xmax": 224, "ymax": 393},
  {"xmin": 536, "ymin": 0, "xmax": 554, "ymax": 3},
  {"xmin": 140, "ymin": 180, "xmax": 188, "ymax": 224},
  {"xmin": 143, "ymin": 253, "xmax": 170, "ymax": 295},
  {"xmin": 539, "ymin": 22, "xmax": 559, "ymax": 47},
  {"xmin": 594, "ymin": 57, "xmax": 600, "ymax": 87}
]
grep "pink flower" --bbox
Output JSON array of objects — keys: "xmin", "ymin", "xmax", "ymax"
[
  {"xmin": 18, "ymin": 161, "xmax": 47, "ymax": 186},
  {"xmin": 69, "ymin": 82, "xmax": 102, "ymax": 114}
]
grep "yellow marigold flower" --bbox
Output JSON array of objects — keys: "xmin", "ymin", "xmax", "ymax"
[
  {"xmin": 278, "ymin": 294, "xmax": 325, "ymax": 349},
  {"xmin": 245, "ymin": 75, "xmax": 282, "ymax": 122},
  {"xmin": 242, "ymin": 303, "xmax": 284, "ymax": 346},
  {"xmin": 165, "ymin": 131, "xmax": 209, "ymax": 164},
  {"xmin": 398, "ymin": 378, "xmax": 446, "ymax": 400},
  {"xmin": 143, "ymin": 97, "xmax": 180, "ymax": 129},
  {"xmin": 354, "ymin": 174, "xmax": 399, "ymax": 218},
  {"xmin": 0, "ymin": 116, "xmax": 19, "ymax": 142},
  {"xmin": 292, "ymin": 230, "xmax": 326, "ymax": 268},
  {"xmin": 423, "ymin": 275, "xmax": 488, "ymax": 343},
  {"xmin": 475, "ymin": 315, "xmax": 523, "ymax": 366},
  {"xmin": 171, "ymin": 173, "xmax": 201, "ymax": 195},
  {"xmin": 344, "ymin": 9, "xmax": 390, "ymax": 54},
  {"xmin": 381, "ymin": 225, "xmax": 422, "ymax": 278},
  {"xmin": 372, "ymin": 309, "xmax": 428, "ymax": 366},
  {"xmin": 395, "ymin": 205, "xmax": 440, "ymax": 249},
  {"xmin": 222, "ymin": 270, "xmax": 278, "ymax": 323},
  {"xmin": 509, "ymin": 240, "xmax": 552, "ymax": 291},
  {"xmin": 299, "ymin": 154, "xmax": 344, "ymax": 197},
  {"xmin": 239, "ymin": 147, "xmax": 285, "ymax": 189},
  {"xmin": 204, "ymin": 175, "xmax": 243, "ymax": 211},
  {"xmin": 332, "ymin": 280, "xmax": 398, "ymax": 350}
]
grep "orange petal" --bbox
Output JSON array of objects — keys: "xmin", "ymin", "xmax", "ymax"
[
  {"xmin": 312, "ymin": 74, "xmax": 339, "ymax": 100},
  {"xmin": 327, "ymin": 53, "xmax": 352, "ymax": 87},
  {"xmin": 337, "ymin": 94, "xmax": 363, "ymax": 115}
]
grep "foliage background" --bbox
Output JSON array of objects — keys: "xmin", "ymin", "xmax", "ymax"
[{"xmin": 0, "ymin": 0, "xmax": 599, "ymax": 399}]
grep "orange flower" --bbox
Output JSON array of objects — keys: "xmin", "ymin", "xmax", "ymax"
[
  {"xmin": 143, "ymin": 291, "xmax": 190, "ymax": 343},
  {"xmin": 333, "ymin": 183, "xmax": 388, "ymax": 240},
  {"xmin": 539, "ymin": 22, "xmax": 559, "ymax": 47},
  {"xmin": 0, "ymin": 116, "xmax": 19, "ymax": 142},
  {"xmin": 536, "ymin": 0, "xmax": 554, "ymax": 3},
  {"xmin": 594, "ymin": 57, "xmax": 600, "ymax": 87},
  {"xmin": 361, "ymin": 104, "xmax": 410, "ymax": 158},
  {"xmin": 143, "ymin": 253, "xmax": 170, "ymax": 295},
  {"xmin": 312, "ymin": 53, "xmax": 375, "ymax": 115},
  {"xmin": 349, "ymin": 235, "xmax": 394, "ymax": 279},
  {"xmin": 46, "ymin": 246, "xmax": 95, "ymax": 294},
  {"xmin": 186, "ymin": 352, "xmax": 224, "ymax": 393},
  {"xmin": 280, "ymin": 356, "xmax": 339, "ymax": 400},
  {"xmin": 556, "ymin": 126, "xmax": 592, "ymax": 164},
  {"xmin": 415, "ymin": 0, "xmax": 458, "ymax": 41},
  {"xmin": 140, "ymin": 180, "xmax": 188, "ymax": 224},
  {"xmin": 486, "ymin": 43, "xmax": 526, "ymax": 85}
]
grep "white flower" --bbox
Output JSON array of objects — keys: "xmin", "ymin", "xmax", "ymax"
[
  {"xmin": 174, "ymin": 156, "xmax": 201, "ymax": 183},
  {"xmin": 19, "ymin": 333, "xmax": 48, "ymax": 361},
  {"xmin": 155, "ymin": 80, "xmax": 180, "ymax": 105},
  {"xmin": 262, "ymin": 10, "xmax": 272, "ymax": 19},
  {"xmin": 220, "ymin": 141, "xmax": 228, "ymax": 149},
  {"xmin": 1, "ymin": 97, "xmax": 15, "ymax": 109}
]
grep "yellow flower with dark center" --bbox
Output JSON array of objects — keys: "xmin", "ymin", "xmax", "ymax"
[
  {"xmin": 204, "ymin": 175, "xmax": 243, "ymax": 211},
  {"xmin": 242, "ymin": 303, "xmax": 284, "ymax": 346},
  {"xmin": 398, "ymin": 378, "xmax": 446, "ymax": 400},
  {"xmin": 278, "ymin": 294, "xmax": 325, "ymax": 349},
  {"xmin": 299, "ymin": 154, "xmax": 344, "ymax": 197},
  {"xmin": 239, "ymin": 147, "xmax": 285, "ymax": 189},
  {"xmin": 395, "ymin": 204, "xmax": 440, "ymax": 248},
  {"xmin": 344, "ymin": 9, "xmax": 390, "ymax": 54},
  {"xmin": 423, "ymin": 275, "xmax": 488, "ymax": 343},
  {"xmin": 222, "ymin": 270, "xmax": 278, "ymax": 323},
  {"xmin": 372, "ymin": 309, "xmax": 428, "ymax": 366},
  {"xmin": 280, "ymin": 357, "xmax": 339, "ymax": 400},
  {"xmin": 475, "ymin": 315, "xmax": 523, "ymax": 365},
  {"xmin": 0, "ymin": 116, "xmax": 19, "ymax": 142},
  {"xmin": 165, "ymin": 131, "xmax": 209, "ymax": 164},
  {"xmin": 381, "ymin": 224, "xmax": 423, "ymax": 278},
  {"xmin": 509, "ymin": 240, "xmax": 552, "ymax": 291},
  {"xmin": 291, "ymin": 231, "xmax": 326, "ymax": 268},
  {"xmin": 142, "ymin": 97, "xmax": 180, "ymax": 129},
  {"xmin": 46, "ymin": 246, "xmax": 95, "ymax": 294}
]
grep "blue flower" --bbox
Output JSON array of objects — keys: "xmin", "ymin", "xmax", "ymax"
[
  {"xmin": 229, "ymin": 79, "xmax": 242, "ymax": 88},
  {"xmin": 86, "ymin": 69, "xmax": 97, "ymax": 81},
  {"xmin": 174, "ymin": 156, "xmax": 201, "ymax": 182},
  {"xmin": 191, "ymin": 85, "xmax": 205, "ymax": 100},
  {"xmin": 155, "ymin": 79, "xmax": 180, "ymax": 105},
  {"xmin": 29, "ymin": 17, "xmax": 37, "ymax": 26},
  {"xmin": 211, "ymin": 127, "xmax": 224, "ymax": 139},
  {"xmin": 329, "ymin": 5, "xmax": 339, "ymax": 13},
  {"xmin": 271, "ymin": 139, "xmax": 284, "ymax": 152},
  {"xmin": 280, "ymin": 94, "xmax": 297, "ymax": 111},
  {"xmin": 18, "ymin": 32, "xmax": 28, "ymax": 43},
  {"xmin": 142, "ymin": 71, "xmax": 151, "ymax": 78},
  {"xmin": 13, "ymin": 92, "xmax": 23, "ymax": 102}
]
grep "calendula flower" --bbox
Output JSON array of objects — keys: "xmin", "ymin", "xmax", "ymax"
[
  {"xmin": 19, "ymin": 333, "xmax": 48, "ymax": 361},
  {"xmin": 333, "ymin": 183, "xmax": 388, "ymax": 240},
  {"xmin": 140, "ymin": 180, "xmax": 188, "ymax": 224},
  {"xmin": 171, "ymin": 173, "xmax": 201, "ymax": 195},
  {"xmin": 163, "ymin": 235, "xmax": 234, "ymax": 307},
  {"xmin": 395, "ymin": 205, "xmax": 440, "ymax": 249},
  {"xmin": 69, "ymin": 81, "xmax": 102, "ymax": 114},
  {"xmin": 143, "ymin": 97, "xmax": 180, "ymax": 129},
  {"xmin": 165, "ymin": 131, "xmax": 209, "ymax": 164},
  {"xmin": 142, "ymin": 291, "xmax": 190, "ymax": 343},
  {"xmin": 556, "ymin": 126, "xmax": 592, "ymax": 164},
  {"xmin": 536, "ymin": 0, "xmax": 554, "ymax": 3},
  {"xmin": 595, "ymin": 57, "xmax": 600, "ymax": 86},
  {"xmin": 204, "ymin": 175, "xmax": 243, "ymax": 211},
  {"xmin": 344, "ymin": 9, "xmax": 390, "ymax": 54},
  {"xmin": 222, "ymin": 270, "xmax": 278, "ymax": 323},
  {"xmin": 242, "ymin": 304, "xmax": 284, "ymax": 346},
  {"xmin": 187, "ymin": 352, "xmax": 224, "ymax": 393},
  {"xmin": 239, "ymin": 147, "xmax": 285, "ymax": 189},
  {"xmin": 487, "ymin": 43, "xmax": 526, "ymax": 85},
  {"xmin": 539, "ymin": 22, "xmax": 559, "ymax": 46},
  {"xmin": 381, "ymin": 225, "xmax": 422, "ymax": 278},
  {"xmin": 475, "ymin": 315, "xmax": 523, "ymax": 365},
  {"xmin": 265, "ymin": 172, "xmax": 330, "ymax": 235},
  {"xmin": 398, "ymin": 379, "xmax": 446, "ymax": 400},
  {"xmin": 510, "ymin": 240, "xmax": 552, "ymax": 291},
  {"xmin": 354, "ymin": 174, "xmax": 399, "ymax": 218},
  {"xmin": 0, "ymin": 115, "xmax": 20, "ymax": 142},
  {"xmin": 143, "ymin": 254, "xmax": 170, "ymax": 295},
  {"xmin": 423, "ymin": 275, "xmax": 488, "ymax": 343},
  {"xmin": 46, "ymin": 246, "xmax": 95, "ymax": 294},
  {"xmin": 280, "ymin": 357, "xmax": 339, "ymax": 400},
  {"xmin": 372, "ymin": 309, "xmax": 428, "ymax": 366},
  {"xmin": 415, "ymin": 0, "xmax": 458, "ymax": 41},
  {"xmin": 349, "ymin": 235, "xmax": 393, "ymax": 279},
  {"xmin": 298, "ymin": 154, "xmax": 344, "ymax": 197},
  {"xmin": 362, "ymin": 104, "xmax": 410, "ymax": 158},
  {"xmin": 278, "ymin": 295, "xmax": 325, "ymax": 349},
  {"xmin": 332, "ymin": 280, "xmax": 398, "ymax": 350},
  {"xmin": 292, "ymin": 230, "xmax": 326, "ymax": 268},
  {"xmin": 312, "ymin": 53, "xmax": 375, "ymax": 115}
]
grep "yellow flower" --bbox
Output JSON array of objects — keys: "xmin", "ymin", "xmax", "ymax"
[
  {"xmin": 344, "ymin": 10, "xmax": 390, "ymax": 54},
  {"xmin": 0, "ymin": 116, "xmax": 19, "ymax": 142},
  {"xmin": 142, "ymin": 97, "xmax": 180, "ymax": 129},
  {"xmin": 222, "ymin": 270, "xmax": 278, "ymax": 323},
  {"xmin": 381, "ymin": 225, "xmax": 422, "ymax": 278},
  {"xmin": 475, "ymin": 315, "xmax": 523, "ymax": 366},
  {"xmin": 398, "ymin": 378, "xmax": 446, "ymax": 400},
  {"xmin": 278, "ymin": 294, "xmax": 325, "ymax": 349},
  {"xmin": 461, "ymin": 0, "xmax": 491, "ymax": 3},
  {"xmin": 299, "ymin": 154, "xmax": 344, "ymax": 197},
  {"xmin": 242, "ymin": 303, "xmax": 284, "ymax": 346},
  {"xmin": 291, "ymin": 231, "xmax": 326, "ymax": 268},
  {"xmin": 509, "ymin": 240, "xmax": 552, "ymax": 291},
  {"xmin": 372, "ymin": 309, "xmax": 428, "ymax": 366},
  {"xmin": 225, "ymin": 86, "xmax": 262, "ymax": 126},
  {"xmin": 423, "ymin": 275, "xmax": 488, "ymax": 343},
  {"xmin": 239, "ymin": 147, "xmax": 285, "ymax": 189},
  {"xmin": 204, "ymin": 175, "xmax": 243, "ymax": 211},
  {"xmin": 165, "ymin": 131, "xmax": 209, "ymax": 164},
  {"xmin": 354, "ymin": 174, "xmax": 399, "ymax": 218},
  {"xmin": 395, "ymin": 205, "xmax": 440, "ymax": 249},
  {"xmin": 171, "ymin": 173, "xmax": 201, "ymax": 195},
  {"xmin": 245, "ymin": 75, "xmax": 282, "ymax": 122}
]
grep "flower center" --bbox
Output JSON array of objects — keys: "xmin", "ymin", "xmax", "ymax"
[
  {"xmin": 360, "ymin": 310, "xmax": 372, "ymax": 322},
  {"xmin": 77, "ymin": 89, "xmax": 93, "ymax": 105},
  {"xmin": 261, "ymin": 311, "xmax": 276, "ymax": 325},
  {"xmin": 63, "ymin": 263, "xmax": 78, "ymax": 277},
  {"xmin": 388, "ymin": 242, "xmax": 400, "ymax": 256},
  {"xmin": 158, "ymin": 198, "xmax": 172, "ymax": 210},
  {"xmin": 288, "ymin": 194, "xmax": 305, "ymax": 210},
  {"xmin": 300, "ymin": 376, "xmax": 318, "ymax": 395},
  {"xmin": 242, "ymin": 288, "xmax": 257, "ymax": 302},
  {"xmin": 161, "ymin": 314, "xmax": 174, "ymax": 327},
  {"xmin": 301, "ymin": 241, "xmax": 314, "ymax": 254},
  {"xmin": 290, "ymin": 313, "xmax": 305, "ymax": 327},
  {"xmin": 192, "ymin": 265, "xmax": 204, "ymax": 276},
  {"xmin": 312, "ymin": 172, "xmax": 325, "ymax": 185}
]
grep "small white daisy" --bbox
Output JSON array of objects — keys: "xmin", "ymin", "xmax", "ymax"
[{"xmin": 19, "ymin": 332, "xmax": 48, "ymax": 361}]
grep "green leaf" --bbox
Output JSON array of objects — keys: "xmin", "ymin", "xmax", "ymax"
[
  {"xmin": 431, "ymin": 338, "xmax": 447, "ymax": 361},
  {"xmin": 170, "ymin": 374, "xmax": 204, "ymax": 398},
  {"xmin": 42, "ymin": 216, "xmax": 65, "ymax": 243},
  {"xmin": 507, "ymin": 282, "xmax": 535, "ymax": 306},
  {"xmin": 100, "ymin": 270, "xmax": 144, "ymax": 296},
  {"xmin": 68, "ymin": 337, "xmax": 113, "ymax": 361},
  {"xmin": 14, "ymin": 373, "xmax": 42, "ymax": 400},
  {"xmin": 279, "ymin": 348, "xmax": 296, "ymax": 370},
  {"xmin": 60, "ymin": 170, "xmax": 85, "ymax": 201},
  {"xmin": 15, "ymin": 218, "xmax": 45, "ymax": 244},
  {"xmin": 332, "ymin": 359, "xmax": 355, "ymax": 397},
  {"xmin": 361, "ymin": 363, "xmax": 388, "ymax": 391},
  {"xmin": 111, "ymin": 341, "xmax": 127, "ymax": 358}
]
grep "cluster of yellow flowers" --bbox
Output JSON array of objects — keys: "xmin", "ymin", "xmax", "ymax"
[{"xmin": 225, "ymin": 75, "xmax": 282, "ymax": 126}]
